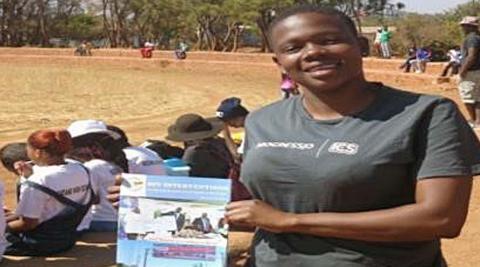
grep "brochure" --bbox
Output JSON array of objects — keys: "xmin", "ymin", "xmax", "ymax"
[{"xmin": 116, "ymin": 174, "xmax": 231, "ymax": 267}]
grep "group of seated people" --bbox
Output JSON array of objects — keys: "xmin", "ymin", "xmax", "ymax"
[
  {"xmin": 399, "ymin": 45, "xmax": 462, "ymax": 76},
  {"xmin": 399, "ymin": 46, "xmax": 433, "ymax": 73},
  {"xmin": 0, "ymin": 97, "xmax": 251, "ymax": 258}
]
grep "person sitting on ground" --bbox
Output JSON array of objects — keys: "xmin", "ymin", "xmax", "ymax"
[
  {"xmin": 280, "ymin": 71, "xmax": 300, "ymax": 99},
  {"xmin": 67, "ymin": 120, "xmax": 125, "ymax": 232},
  {"xmin": 412, "ymin": 47, "xmax": 432, "ymax": 73},
  {"xmin": 139, "ymin": 139, "xmax": 185, "ymax": 160},
  {"xmin": 107, "ymin": 125, "xmax": 167, "ymax": 176},
  {"xmin": 398, "ymin": 45, "xmax": 417, "ymax": 73},
  {"xmin": 166, "ymin": 113, "xmax": 233, "ymax": 178},
  {"xmin": 441, "ymin": 46, "xmax": 462, "ymax": 77},
  {"xmin": 175, "ymin": 40, "xmax": 189, "ymax": 60},
  {"xmin": 0, "ymin": 143, "xmax": 30, "ymax": 202},
  {"xmin": 141, "ymin": 41, "xmax": 155, "ymax": 58},
  {"xmin": 6, "ymin": 129, "xmax": 95, "ymax": 256}
]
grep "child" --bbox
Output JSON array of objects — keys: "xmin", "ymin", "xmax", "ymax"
[
  {"xmin": 0, "ymin": 143, "xmax": 30, "ymax": 202},
  {"xmin": 6, "ymin": 129, "xmax": 94, "ymax": 256},
  {"xmin": 280, "ymin": 71, "xmax": 299, "ymax": 99}
]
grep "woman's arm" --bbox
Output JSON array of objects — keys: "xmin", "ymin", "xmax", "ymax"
[
  {"xmin": 7, "ymin": 217, "xmax": 39, "ymax": 232},
  {"xmin": 226, "ymin": 176, "xmax": 472, "ymax": 242}
]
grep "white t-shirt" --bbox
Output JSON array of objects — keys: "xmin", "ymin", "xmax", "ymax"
[
  {"xmin": 85, "ymin": 159, "xmax": 120, "ymax": 223},
  {"xmin": 0, "ymin": 182, "xmax": 7, "ymax": 260},
  {"xmin": 123, "ymin": 146, "xmax": 166, "ymax": 175},
  {"xmin": 16, "ymin": 163, "xmax": 91, "ymax": 224}
]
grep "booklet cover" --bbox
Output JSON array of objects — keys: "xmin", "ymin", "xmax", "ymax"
[{"xmin": 116, "ymin": 174, "xmax": 231, "ymax": 267}]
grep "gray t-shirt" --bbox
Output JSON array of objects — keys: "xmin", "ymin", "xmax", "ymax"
[
  {"xmin": 240, "ymin": 84, "xmax": 480, "ymax": 267},
  {"xmin": 462, "ymin": 32, "xmax": 480, "ymax": 71}
]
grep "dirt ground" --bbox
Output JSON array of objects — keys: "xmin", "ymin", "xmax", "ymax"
[{"xmin": 0, "ymin": 48, "xmax": 478, "ymax": 266}]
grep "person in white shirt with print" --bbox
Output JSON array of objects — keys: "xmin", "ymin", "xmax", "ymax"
[{"xmin": 6, "ymin": 129, "xmax": 94, "ymax": 256}]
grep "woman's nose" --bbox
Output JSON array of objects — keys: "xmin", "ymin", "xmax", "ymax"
[{"xmin": 303, "ymin": 43, "xmax": 328, "ymax": 60}]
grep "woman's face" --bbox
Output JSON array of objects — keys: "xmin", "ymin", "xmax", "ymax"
[
  {"xmin": 271, "ymin": 12, "xmax": 363, "ymax": 94},
  {"xmin": 26, "ymin": 143, "xmax": 42, "ymax": 163},
  {"xmin": 226, "ymin": 117, "xmax": 245, "ymax": 128}
]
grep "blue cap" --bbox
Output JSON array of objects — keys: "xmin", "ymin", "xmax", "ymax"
[{"xmin": 216, "ymin": 97, "xmax": 249, "ymax": 120}]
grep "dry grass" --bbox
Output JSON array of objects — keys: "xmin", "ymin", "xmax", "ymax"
[{"xmin": 0, "ymin": 50, "xmax": 478, "ymax": 266}]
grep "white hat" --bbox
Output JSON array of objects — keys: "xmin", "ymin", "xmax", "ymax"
[
  {"xmin": 460, "ymin": 16, "xmax": 479, "ymax": 26},
  {"xmin": 67, "ymin": 119, "xmax": 121, "ymax": 139}
]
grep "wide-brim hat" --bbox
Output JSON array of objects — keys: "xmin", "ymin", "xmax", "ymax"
[
  {"xmin": 67, "ymin": 119, "xmax": 121, "ymax": 140},
  {"xmin": 460, "ymin": 16, "xmax": 479, "ymax": 26},
  {"xmin": 166, "ymin": 113, "xmax": 224, "ymax": 142}
]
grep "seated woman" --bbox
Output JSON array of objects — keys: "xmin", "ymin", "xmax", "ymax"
[
  {"xmin": 5, "ymin": 129, "xmax": 94, "ymax": 256},
  {"xmin": 107, "ymin": 125, "xmax": 167, "ymax": 176},
  {"xmin": 166, "ymin": 113, "xmax": 233, "ymax": 178},
  {"xmin": 67, "ymin": 119, "xmax": 126, "ymax": 232}
]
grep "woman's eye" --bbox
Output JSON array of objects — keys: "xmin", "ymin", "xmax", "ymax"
[
  {"xmin": 283, "ymin": 46, "xmax": 301, "ymax": 53},
  {"xmin": 323, "ymin": 39, "xmax": 340, "ymax": 45}
]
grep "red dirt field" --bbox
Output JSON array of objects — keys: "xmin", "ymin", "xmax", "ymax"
[{"xmin": 0, "ymin": 48, "xmax": 478, "ymax": 267}]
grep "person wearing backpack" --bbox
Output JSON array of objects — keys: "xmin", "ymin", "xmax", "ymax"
[{"xmin": 5, "ymin": 129, "xmax": 95, "ymax": 256}]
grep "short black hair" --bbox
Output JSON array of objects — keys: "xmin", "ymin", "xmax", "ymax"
[
  {"xmin": 268, "ymin": 5, "xmax": 358, "ymax": 44},
  {"xmin": 0, "ymin": 142, "xmax": 29, "ymax": 173}
]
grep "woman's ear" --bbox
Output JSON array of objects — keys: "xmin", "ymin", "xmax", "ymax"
[{"xmin": 272, "ymin": 56, "xmax": 287, "ymax": 73}]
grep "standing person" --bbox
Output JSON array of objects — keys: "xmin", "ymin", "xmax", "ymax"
[
  {"xmin": 379, "ymin": 25, "xmax": 392, "ymax": 59},
  {"xmin": 441, "ymin": 46, "xmax": 462, "ymax": 77},
  {"xmin": 373, "ymin": 28, "xmax": 382, "ymax": 57},
  {"xmin": 6, "ymin": 129, "xmax": 94, "ymax": 256},
  {"xmin": 458, "ymin": 16, "xmax": 480, "ymax": 128},
  {"xmin": 225, "ymin": 5, "xmax": 479, "ymax": 267},
  {"xmin": 280, "ymin": 71, "xmax": 300, "ymax": 99}
]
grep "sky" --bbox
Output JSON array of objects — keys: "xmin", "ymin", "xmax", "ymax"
[{"xmin": 400, "ymin": 0, "xmax": 471, "ymax": 14}]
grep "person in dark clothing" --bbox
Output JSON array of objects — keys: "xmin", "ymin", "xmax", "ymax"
[
  {"xmin": 166, "ymin": 113, "xmax": 232, "ymax": 178},
  {"xmin": 225, "ymin": 5, "xmax": 478, "ymax": 267}
]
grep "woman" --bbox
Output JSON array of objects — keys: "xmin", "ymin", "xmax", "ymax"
[
  {"xmin": 67, "ymin": 119, "xmax": 126, "ymax": 232},
  {"xmin": 280, "ymin": 71, "xmax": 300, "ymax": 99},
  {"xmin": 225, "ymin": 5, "xmax": 479, "ymax": 267},
  {"xmin": 216, "ymin": 97, "xmax": 252, "ymax": 201},
  {"xmin": 216, "ymin": 97, "xmax": 249, "ymax": 162},
  {"xmin": 6, "ymin": 129, "xmax": 94, "ymax": 256},
  {"xmin": 166, "ymin": 113, "xmax": 233, "ymax": 178}
]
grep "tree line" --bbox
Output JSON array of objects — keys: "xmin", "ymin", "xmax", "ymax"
[{"xmin": 0, "ymin": 0, "xmax": 402, "ymax": 51}]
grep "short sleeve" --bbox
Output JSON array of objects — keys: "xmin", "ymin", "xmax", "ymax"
[
  {"xmin": 414, "ymin": 98, "xmax": 480, "ymax": 179},
  {"xmin": 15, "ymin": 183, "xmax": 48, "ymax": 219}
]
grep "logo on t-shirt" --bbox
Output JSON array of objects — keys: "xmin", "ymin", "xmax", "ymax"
[
  {"xmin": 256, "ymin": 142, "xmax": 315, "ymax": 150},
  {"xmin": 328, "ymin": 142, "xmax": 359, "ymax": 155}
]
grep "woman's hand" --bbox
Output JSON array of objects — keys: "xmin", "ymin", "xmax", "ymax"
[
  {"xmin": 225, "ymin": 200, "xmax": 294, "ymax": 233},
  {"xmin": 106, "ymin": 175, "xmax": 122, "ymax": 209},
  {"xmin": 14, "ymin": 161, "xmax": 33, "ymax": 177}
]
